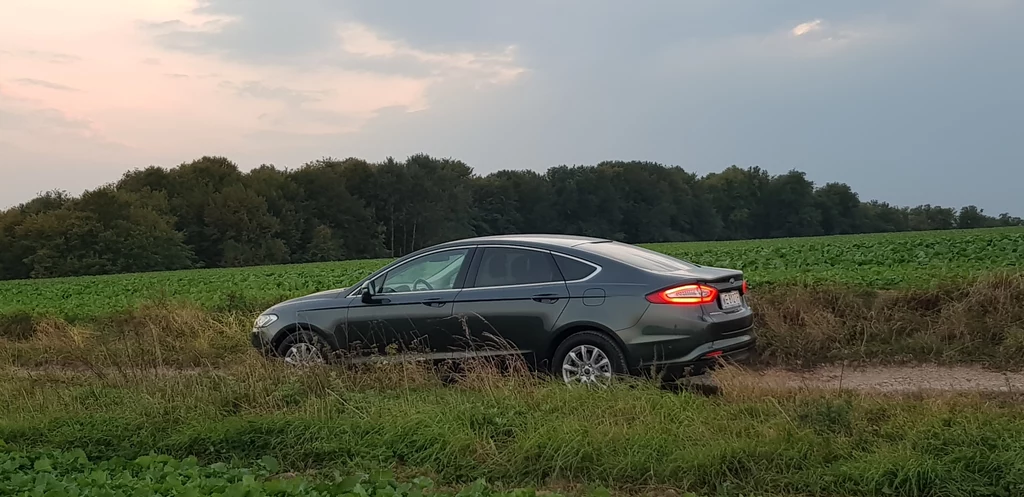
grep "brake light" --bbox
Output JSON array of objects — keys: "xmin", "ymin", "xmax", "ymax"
[
  {"xmin": 646, "ymin": 284, "xmax": 718, "ymax": 305},
  {"xmin": 742, "ymin": 280, "xmax": 749, "ymax": 294}
]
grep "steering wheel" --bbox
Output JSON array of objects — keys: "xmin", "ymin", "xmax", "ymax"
[{"xmin": 413, "ymin": 278, "xmax": 434, "ymax": 291}]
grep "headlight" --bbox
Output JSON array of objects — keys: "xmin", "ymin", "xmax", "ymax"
[{"xmin": 253, "ymin": 314, "xmax": 278, "ymax": 329}]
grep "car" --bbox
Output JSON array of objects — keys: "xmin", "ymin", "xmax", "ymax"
[{"xmin": 251, "ymin": 234, "xmax": 756, "ymax": 384}]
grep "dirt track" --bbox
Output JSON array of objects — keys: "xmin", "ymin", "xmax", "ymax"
[{"xmin": 743, "ymin": 364, "xmax": 1024, "ymax": 393}]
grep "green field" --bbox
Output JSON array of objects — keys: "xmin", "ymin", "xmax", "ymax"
[{"xmin": 1, "ymin": 227, "xmax": 1021, "ymax": 320}]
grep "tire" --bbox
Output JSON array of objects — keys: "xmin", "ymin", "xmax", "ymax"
[
  {"xmin": 276, "ymin": 329, "xmax": 332, "ymax": 366},
  {"xmin": 552, "ymin": 330, "xmax": 628, "ymax": 386}
]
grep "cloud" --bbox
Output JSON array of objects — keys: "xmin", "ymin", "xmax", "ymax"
[
  {"xmin": 136, "ymin": 2, "xmax": 526, "ymax": 87},
  {"xmin": 0, "ymin": 88, "xmax": 100, "ymax": 139},
  {"xmin": 12, "ymin": 78, "xmax": 79, "ymax": 92},
  {"xmin": 791, "ymin": 19, "xmax": 824, "ymax": 37},
  {"xmin": 222, "ymin": 81, "xmax": 328, "ymax": 106},
  {"xmin": 127, "ymin": 7, "xmax": 527, "ymax": 134},
  {"xmin": 338, "ymin": 23, "xmax": 525, "ymax": 85},
  {"xmin": 1, "ymin": 49, "xmax": 81, "ymax": 64},
  {"xmin": 0, "ymin": 0, "xmax": 519, "ymax": 155},
  {"xmin": 140, "ymin": 16, "xmax": 237, "ymax": 54}
]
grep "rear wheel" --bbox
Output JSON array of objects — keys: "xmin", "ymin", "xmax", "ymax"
[
  {"xmin": 552, "ymin": 331, "xmax": 628, "ymax": 386},
  {"xmin": 276, "ymin": 329, "xmax": 331, "ymax": 366}
]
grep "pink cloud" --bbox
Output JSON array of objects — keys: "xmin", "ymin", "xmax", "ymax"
[{"xmin": 0, "ymin": 0, "xmax": 524, "ymax": 160}]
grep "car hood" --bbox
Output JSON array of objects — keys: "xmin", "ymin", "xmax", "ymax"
[{"xmin": 273, "ymin": 287, "xmax": 347, "ymax": 309}]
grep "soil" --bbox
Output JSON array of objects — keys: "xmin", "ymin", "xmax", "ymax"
[{"xmin": 743, "ymin": 364, "xmax": 1024, "ymax": 393}]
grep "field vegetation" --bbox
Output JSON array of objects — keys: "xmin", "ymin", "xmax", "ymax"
[{"xmin": 5, "ymin": 360, "xmax": 1024, "ymax": 497}]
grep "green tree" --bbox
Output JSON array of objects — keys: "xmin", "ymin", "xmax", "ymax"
[
  {"xmin": 14, "ymin": 188, "xmax": 193, "ymax": 278},
  {"xmin": 291, "ymin": 158, "xmax": 385, "ymax": 259},
  {"xmin": 306, "ymin": 225, "xmax": 345, "ymax": 262},
  {"xmin": 761, "ymin": 170, "xmax": 822, "ymax": 238},
  {"xmin": 907, "ymin": 204, "xmax": 956, "ymax": 231},
  {"xmin": 957, "ymin": 205, "xmax": 991, "ymax": 229},
  {"xmin": 815, "ymin": 182, "xmax": 862, "ymax": 235},
  {"xmin": 700, "ymin": 166, "xmax": 771, "ymax": 239},
  {"xmin": 204, "ymin": 184, "xmax": 289, "ymax": 266}
]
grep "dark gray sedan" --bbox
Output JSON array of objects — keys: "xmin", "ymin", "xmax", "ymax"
[{"xmin": 251, "ymin": 234, "xmax": 756, "ymax": 384}]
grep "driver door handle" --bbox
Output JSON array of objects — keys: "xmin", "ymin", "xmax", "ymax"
[{"xmin": 421, "ymin": 297, "xmax": 447, "ymax": 308}]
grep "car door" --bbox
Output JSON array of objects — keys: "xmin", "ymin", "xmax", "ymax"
[
  {"xmin": 344, "ymin": 247, "xmax": 474, "ymax": 357},
  {"xmin": 450, "ymin": 246, "xmax": 570, "ymax": 365}
]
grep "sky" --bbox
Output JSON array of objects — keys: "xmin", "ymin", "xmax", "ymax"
[{"xmin": 1, "ymin": 0, "xmax": 1022, "ymax": 215}]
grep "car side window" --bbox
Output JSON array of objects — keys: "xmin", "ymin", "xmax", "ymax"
[
  {"xmin": 473, "ymin": 248, "xmax": 561, "ymax": 287},
  {"xmin": 380, "ymin": 249, "xmax": 469, "ymax": 294},
  {"xmin": 553, "ymin": 253, "xmax": 598, "ymax": 281}
]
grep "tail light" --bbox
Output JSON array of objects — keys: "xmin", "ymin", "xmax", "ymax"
[
  {"xmin": 646, "ymin": 284, "xmax": 719, "ymax": 305},
  {"xmin": 742, "ymin": 280, "xmax": 749, "ymax": 294}
]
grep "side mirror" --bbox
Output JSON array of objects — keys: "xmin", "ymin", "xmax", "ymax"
[{"xmin": 361, "ymin": 286, "xmax": 374, "ymax": 303}]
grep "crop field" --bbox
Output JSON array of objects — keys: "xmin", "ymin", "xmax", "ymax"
[
  {"xmin": 650, "ymin": 226, "xmax": 1024, "ymax": 288},
  {"xmin": 1, "ymin": 227, "xmax": 1021, "ymax": 321}
]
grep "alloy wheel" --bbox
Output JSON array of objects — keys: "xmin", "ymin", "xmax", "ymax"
[
  {"xmin": 561, "ymin": 344, "xmax": 613, "ymax": 386},
  {"xmin": 284, "ymin": 342, "xmax": 325, "ymax": 366}
]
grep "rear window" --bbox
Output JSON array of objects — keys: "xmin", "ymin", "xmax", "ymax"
[
  {"xmin": 581, "ymin": 241, "xmax": 696, "ymax": 272},
  {"xmin": 553, "ymin": 253, "xmax": 598, "ymax": 281}
]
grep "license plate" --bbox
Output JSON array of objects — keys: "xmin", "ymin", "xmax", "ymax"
[{"xmin": 720, "ymin": 290, "xmax": 742, "ymax": 309}]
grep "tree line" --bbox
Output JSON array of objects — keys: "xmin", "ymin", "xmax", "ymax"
[{"xmin": 0, "ymin": 155, "xmax": 1020, "ymax": 280}]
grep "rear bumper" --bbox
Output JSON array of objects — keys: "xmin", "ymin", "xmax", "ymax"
[{"xmin": 642, "ymin": 335, "xmax": 758, "ymax": 381}]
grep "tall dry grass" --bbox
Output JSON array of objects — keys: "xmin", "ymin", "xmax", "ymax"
[
  {"xmin": 3, "ymin": 272, "xmax": 1024, "ymax": 371},
  {"xmin": 0, "ymin": 302, "xmax": 252, "ymax": 369},
  {"xmin": 751, "ymin": 271, "xmax": 1024, "ymax": 368}
]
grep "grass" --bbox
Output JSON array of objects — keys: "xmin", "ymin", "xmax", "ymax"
[
  {"xmin": 4, "ymin": 271, "xmax": 1024, "ymax": 370},
  {"xmin": 0, "ymin": 227, "xmax": 1021, "ymax": 321},
  {"xmin": 4, "ymin": 360, "xmax": 1024, "ymax": 496}
]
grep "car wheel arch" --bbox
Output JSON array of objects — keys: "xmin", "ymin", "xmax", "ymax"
[
  {"xmin": 271, "ymin": 322, "xmax": 339, "ymax": 353},
  {"xmin": 547, "ymin": 322, "xmax": 630, "ymax": 369}
]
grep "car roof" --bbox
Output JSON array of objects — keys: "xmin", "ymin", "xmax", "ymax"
[{"xmin": 437, "ymin": 233, "xmax": 608, "ymax": 250}]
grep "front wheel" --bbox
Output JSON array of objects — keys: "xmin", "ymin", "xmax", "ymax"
[
  {"xmin": 552, "ymin": 331, "xmax": 628, "ymax": 386},
  {"xmin": 276, "ymin": 329, "xmax": 331, "ymax": 366}
]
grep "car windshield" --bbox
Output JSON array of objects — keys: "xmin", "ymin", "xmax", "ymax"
[{"xmin": 581, "ymin": 241, "xmax": 696, "ymax": 272}]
